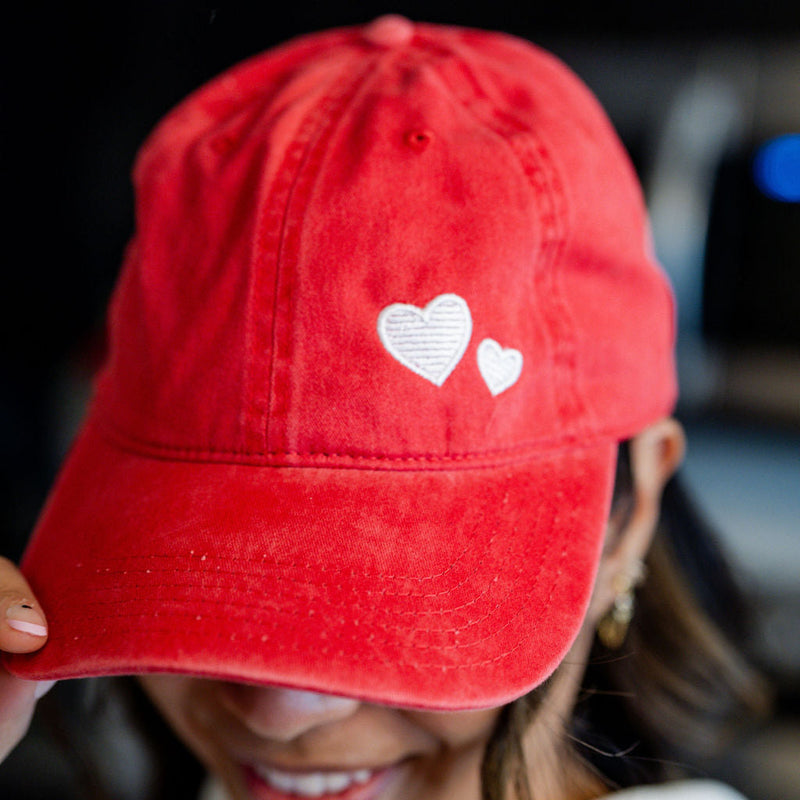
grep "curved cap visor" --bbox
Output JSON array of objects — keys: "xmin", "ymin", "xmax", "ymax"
[{"xmin": 7, "ymin": 420, "xmax": 615, "ymax": 710}]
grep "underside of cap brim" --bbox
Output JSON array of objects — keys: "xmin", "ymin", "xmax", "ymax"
[{"xmin": 6, "ymin": 419, "xmax": 616, "ymax": 710}]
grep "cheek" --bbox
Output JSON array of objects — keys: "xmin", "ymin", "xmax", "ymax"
[
  {"xmin": 138, "ymin": 675, "xmax": 193, "ymax": 729},
  {"xmin": 405, "ymin": 707, "xmax": 502, "ymax": 749},
  {"xmin": 138, "ymin": 676, "xmax": 221, "ymax": 769}
]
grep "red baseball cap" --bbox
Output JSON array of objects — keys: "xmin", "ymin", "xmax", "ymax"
[{"xmin": 7, "ymin": 17, "xmax": 676, "ymax": 710}]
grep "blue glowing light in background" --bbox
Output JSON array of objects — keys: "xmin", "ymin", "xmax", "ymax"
[{"xmin": 753, "ymin": 134, "xmax": 800, "ymax": 202}]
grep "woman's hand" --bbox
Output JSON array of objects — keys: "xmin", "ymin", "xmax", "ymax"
[{"xmin": 0, "ymin": 556, "xmax": 54, "ymax": 763}]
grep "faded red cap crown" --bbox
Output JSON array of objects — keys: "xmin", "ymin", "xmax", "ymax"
[{"xmin": 8, "ymin": 17, "xmax": 676, "ymax": 709}]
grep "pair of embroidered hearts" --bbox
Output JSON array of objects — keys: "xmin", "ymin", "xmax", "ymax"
[{"xmin": 377, "ymin": 294, "xmax": 523, "ymax": 396}]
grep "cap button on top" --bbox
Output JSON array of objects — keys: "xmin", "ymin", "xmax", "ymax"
[{"xmin": 363, "ymin": 15, "xmax": 415, "ymax": 47}]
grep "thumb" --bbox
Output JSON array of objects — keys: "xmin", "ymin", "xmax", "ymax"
[{"xmin": 0, "ymin": 556, "xmax": 48, "ymax": 654}]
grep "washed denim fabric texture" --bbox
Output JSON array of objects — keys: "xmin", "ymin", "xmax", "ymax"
[{"xmin": 7, "ymin": 17, "xmax": 676, "ymax": 710}]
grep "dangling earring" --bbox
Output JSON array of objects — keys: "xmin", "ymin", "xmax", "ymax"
[{"xmin": 597, "ymin": 560, "xmax": 646, "ymax": 649}]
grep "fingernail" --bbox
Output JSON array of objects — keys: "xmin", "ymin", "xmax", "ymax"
[
  {"xmin": 6, "ymin": 604, "xmax": 48, "ymax": 637},
  {"xmin": 34, "ymin": 680, "xmax": 57, "ymax": 700}
]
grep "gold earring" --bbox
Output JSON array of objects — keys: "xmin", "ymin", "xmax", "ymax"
[{"xmin": 597, "ymin": 560, "xmax": 646, "ymax": 649}]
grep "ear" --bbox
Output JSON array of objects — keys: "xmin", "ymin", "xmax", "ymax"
[{"xmin": 587, "ymin": 417, "xmax": 686, "ymax": 624}]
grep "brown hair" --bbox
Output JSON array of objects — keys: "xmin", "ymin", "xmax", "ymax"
[{"xmin": 479, "ymin": 447, "xmax": 771, "ymax": 800}]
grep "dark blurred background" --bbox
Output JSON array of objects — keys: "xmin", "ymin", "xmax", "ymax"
[{"xmin": 2, "ymin": 4, "xmax": 798, "ymax": 799}]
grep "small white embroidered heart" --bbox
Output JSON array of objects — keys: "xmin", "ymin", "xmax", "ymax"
[
  {"xmin": 477, "ymin": 338, "xmax": 523, "ymax": 396},
  {"xmin": 377, "ymin": 293, "xmax": 472, "ymax": 386}
]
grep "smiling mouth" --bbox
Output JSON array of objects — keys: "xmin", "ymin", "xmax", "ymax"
[{"xmin": 245, "ymin": 763, "xmax": 396, "ymax": 799}]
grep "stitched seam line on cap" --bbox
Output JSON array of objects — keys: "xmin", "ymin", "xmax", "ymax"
[
  {"xmin": 50, "ymin": 529, "xmax": 569, "ymax": 667},
  {"xmin": 425, "ymin": 40, "xmax": 594, "ymax": 433},
  {"xmin": 96, "ymin": 416, "xmax": 611, "ymax": 469},
  {"xmin": 258, "ymin": 55, "xmax": 378, "ymax": 448},
  {"xmin": 55, "ymin": 525, "xmax": 569, "ymax": 665},
  {"xmin": 74, "ymin": 508, "xmax": 536, "ymax": 612},
  {"xmin": 66, "ymin": 496, "xmax": 561, "ymax": 650},
  {"xmin": 264, "ymin": 53, "xmax": 391, "ymax": 452},
  {"xmin": 61, "ymin": 521, "xmax": 560, "ymax": 653},
  {"xmin": 74, "ymin": 490, "xmax": 550, "ymax": 611},
  {"xmin": 80, "ymin": 550, "xmax": 485, "ymax": 597},
  {"xmin": 77, "ymin": 572, "xmax": 497, "ymax": 629},
  {"xmin": 54, "ymin": 616, "xmax": 529, "ymax": 670},
  {"xmin": 77, "ymin": 542, "xmax": 478, "ymax": 583},
  {"xmin": 69, "ymin": 583, "xmax": 520, "ymax": 649}
]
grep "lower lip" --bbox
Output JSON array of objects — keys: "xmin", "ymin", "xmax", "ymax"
[{"xmin": 242, "ymin": 764, "xmax": 400, "ymax": 800}]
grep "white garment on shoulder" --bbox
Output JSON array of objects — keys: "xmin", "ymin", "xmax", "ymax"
[
  {"xmin": 199, "ymin": 776, "xmax": 748, "ymax": 800},
  {"xmin": 603, "ymin": 780, "xmax": 749, "ymax": 799},
  {"xmin": 198, "ymin": 777, "xmax": 229, "ymax": 800}
]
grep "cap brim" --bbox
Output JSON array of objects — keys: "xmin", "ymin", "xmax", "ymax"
[{"xmin": 7, "ymin": 420, "xmax": 615, "ymax": 710}]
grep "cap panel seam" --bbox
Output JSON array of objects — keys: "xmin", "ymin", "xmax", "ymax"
[
  {"xmin": 423, "ymin": 41, "xmax": 596, "ymax": 434},
  {"xmin": 264, "ymin": 52, "xmax": 395, "ymax": 453},
  {"xmin": 254, "ymin": 53, "xmax": 381, "ymax": 451}
]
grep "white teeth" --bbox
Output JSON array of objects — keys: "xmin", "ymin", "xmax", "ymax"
[
  {"xmin": 323, "ymin": 773, "xmax": 349, "ymax": 793},
  {"xmin": 253, "ymin": 765, "xmax": 375, "ymax": 797},
  {"xmin": 352, "ymin": 770, "xmax": 371, "ymax": 785}
]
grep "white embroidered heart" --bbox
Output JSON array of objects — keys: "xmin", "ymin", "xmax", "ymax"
[
  {"xmin": 477, "ymin": 338, "xmax": 523, "ymax": 396},
  {"xmin": 377, "ymin": 294, "xmax": 472, "ymax": 386}
]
